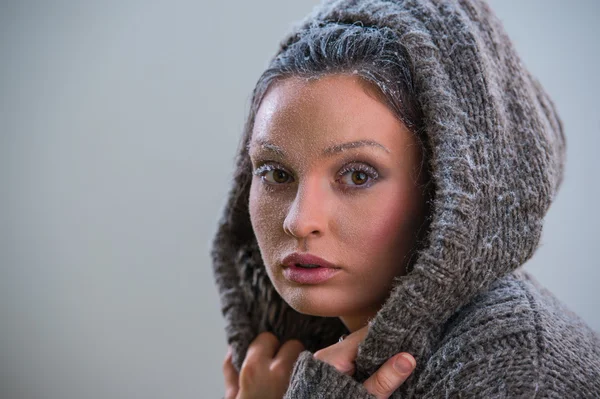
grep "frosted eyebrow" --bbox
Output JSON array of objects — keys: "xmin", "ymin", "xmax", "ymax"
[
  {"xmin": 323, "ymin": 140, "xmax": 390, "ymax": 155},
  {"xmin": 247, "ymin": 138, "xmax": 390, "ymax": 158},
  {"xmin": 247, "ymin": 140, "xmax": 286, "ymax": 157}
]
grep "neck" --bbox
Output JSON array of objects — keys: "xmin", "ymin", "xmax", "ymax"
[{"xmin": 339, "ymin": 304, "xmax": 382, "ymax": 333}]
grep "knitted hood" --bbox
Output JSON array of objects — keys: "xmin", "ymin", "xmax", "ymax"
[{"xmin": 211, "ymin": 0, "xmax": 566, "ymax": 383}]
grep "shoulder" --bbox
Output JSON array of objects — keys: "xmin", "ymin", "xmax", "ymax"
[{"xmin": 411, "ymin": 270, "xmax": 600, "ymax": 398}]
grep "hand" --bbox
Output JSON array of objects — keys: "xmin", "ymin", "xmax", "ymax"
[
  {"xmin": 222, "ymin": 332, "xmax": 305, "ymax": 399},
  {"xmin": 313, "ymin": 325, "xmax": 416, "ymax": 399}
]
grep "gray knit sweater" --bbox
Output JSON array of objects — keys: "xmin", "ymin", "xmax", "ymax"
[{"xmin": 211, "ymin": 0, "xmax": 600, "ymax": 397}]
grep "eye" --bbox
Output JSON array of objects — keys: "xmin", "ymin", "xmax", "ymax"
[
  {"xmin": 253, "ymin": 163, "xmax": 294, "ymax": 185},
  {"xmin": 337, "ymin": 163, "xmax": 379, "ymax": 188}
]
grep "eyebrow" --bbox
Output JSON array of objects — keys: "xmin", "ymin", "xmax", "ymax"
[{"xmin": 247, "ymin": 138, "xmax": 390, "ymax": 158}]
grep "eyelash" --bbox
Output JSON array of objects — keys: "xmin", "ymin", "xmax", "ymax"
[{"xmin": 252, "ymin": 161, "xmax": 380, "ymax": 191}]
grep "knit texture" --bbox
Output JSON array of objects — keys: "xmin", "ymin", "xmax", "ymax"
[{"xmin": 211, "ymin": 0, "xmax": 600, "ymax": 397}]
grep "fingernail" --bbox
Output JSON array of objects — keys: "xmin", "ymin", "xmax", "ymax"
[{"xmin": 394, "ymin": 354, "xmax": 416, "ymax": 373}]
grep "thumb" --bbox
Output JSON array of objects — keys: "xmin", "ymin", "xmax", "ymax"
[
  {"xmin": 223, "ymin": 346, "xmax": 239, "ymax": 399},
  {"xmin": 362, "ymin": 353, "xmax": 416, "ymax": 399}
]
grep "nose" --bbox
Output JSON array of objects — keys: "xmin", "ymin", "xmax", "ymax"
[{"xmin": 283, "ymin": 177, "xmax": 329, "ymax": 239}]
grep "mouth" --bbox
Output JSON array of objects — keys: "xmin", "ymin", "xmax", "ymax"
[
  {"xmin": 281, "ymin": 252, "xmax": 340, "ymax": 270},
  {"xmin": 280, "ymin": 252, "xmax": 341, "ymax": 284},
  {"xmin": 282, "ymin": 263, "xmax": 340, "ymax": 285},
  {"xmin": 294, "ymin": 263, "xmax": 322, "ymax": 269}
]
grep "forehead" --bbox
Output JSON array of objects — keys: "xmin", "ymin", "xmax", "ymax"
[{"xmin": 250, "ymin": 74, "xmax": 406, "ymax": 153}]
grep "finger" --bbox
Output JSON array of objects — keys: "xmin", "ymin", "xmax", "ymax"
[
  {"xmin": 340, "ymin": 324, "xmax": 369, "ymax": 346},
  {"xmin": 271, "ymin": 339, "xmax": 305, "ymax": 373},
  {"xmin": 313, "ymin": 345, "xmax": 356, "ymax": 374},
  {"xmin": 363, "ymin": 353, "xmax": 416, "ymax": 399},
  {"xmin": 243, "ymin": 332, "xmax": 281, "ymax": 367},
  {"xmin": 313, "ymin": 326, "xmax": 368, "ymax": 375},
  {"xmin": 328, "ymin": 324, "xmax": 368, "ymax": 357},
  {"xmin": 222, "ymin": 346, "xmax": 239, "ymax": 399}
]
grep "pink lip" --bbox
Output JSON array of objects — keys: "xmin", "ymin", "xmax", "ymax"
[{"xmin": 281, "ymin": 253, "xmax": 340, "ymax": 284}]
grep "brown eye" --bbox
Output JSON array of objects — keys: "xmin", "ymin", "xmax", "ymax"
[
  {"xmin": 271, "ymin": 170, "xmax": 290, "ymax": 184},
  {"xmin": 351, "ymin": 171, "xmax": 368, "ymax": 185},
  {"xmin": 261, "ymin": 168, "xmax": 292, "ymax": 184},
  {"xmin": 338, "ymin": 162, "xmax": 379, "ymax": 188},
  {"xmin": 252, "ymin": 163, "xmax": 294, "ymax": 186}
]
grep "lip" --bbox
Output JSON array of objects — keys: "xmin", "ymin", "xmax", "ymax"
[
  {"xmin": 282, "ymin": 253, "xmax": 339, "ymax": 269},
  {"xmin": 281, "ymin": 252, "xmax": 341, "ymax": 284}
]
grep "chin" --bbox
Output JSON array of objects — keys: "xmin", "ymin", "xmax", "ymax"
[
  {"xmin": 289, "ymin": 302, "xmax": 342, "ymax": 318},
  {"xmin": 280, "ymin": 286, "xmax": 355, "ymax": 318}
]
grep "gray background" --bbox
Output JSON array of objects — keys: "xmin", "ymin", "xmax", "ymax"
[{"xmin": 1, "ymin": 1, "xmax": 598, "ymax": 398}]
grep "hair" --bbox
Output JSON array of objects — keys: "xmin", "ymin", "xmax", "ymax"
[{"xmin": 218, "ymin": 21, "xmax": 434, "ymax": 275}]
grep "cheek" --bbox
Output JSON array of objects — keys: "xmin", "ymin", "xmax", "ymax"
[
  {"xmin": 365, "ymin": 205, "xmax": 407, "ymax": 250},
  {"xmin": 249, "ymin": 183, "xmax": 270, "ymax": 240},
  {"xmin": 348, "ymin": 187, "xmax": 422, "ymax": 260},
  {"xmin": 248, "ymin": 182, "xmax": 287, "ymax": 257}
]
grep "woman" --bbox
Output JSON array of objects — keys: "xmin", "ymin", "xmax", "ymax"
[{"xmin": 212, "ymin": 0, "xmax": 600, "ymax": 397}]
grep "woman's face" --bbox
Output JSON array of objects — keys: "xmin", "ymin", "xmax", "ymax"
[{"xmin": 248, "ymin": 74, "xmax": 427, "ymax": 331}]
